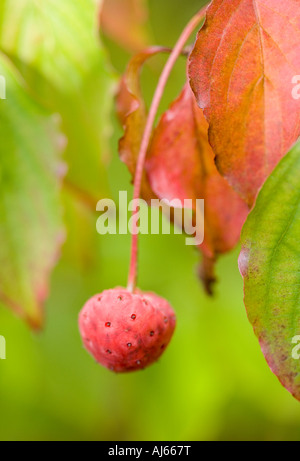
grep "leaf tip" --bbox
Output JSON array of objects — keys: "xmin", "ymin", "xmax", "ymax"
[{"xmin": 198, "ymin": 255, "xmax": 217, "ymax": 297}]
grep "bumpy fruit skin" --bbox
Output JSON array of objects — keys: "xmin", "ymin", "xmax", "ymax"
[{"xmin": 79, "ymin": 287, "xmax": 176, "ymax": 373}]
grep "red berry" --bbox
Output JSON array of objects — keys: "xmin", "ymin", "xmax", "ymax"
[{"xmin": 78, "ymin": 287, "xmax": 176, "ymax": 373}]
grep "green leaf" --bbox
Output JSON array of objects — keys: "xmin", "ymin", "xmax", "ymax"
[
  {"xmin": 0, "ymin": 0, "xmax": 115, "ymax": 199},
  {"xmin": 0, "ymin": 0, "xmax": 104, "ymax": 93},
  {"xmin": 0, "ymin": 53, "xmax": 64, "ymax": 329},
  {"xmin": 239, "ymin": 140, "xmax": 300, "ymax": 401}
]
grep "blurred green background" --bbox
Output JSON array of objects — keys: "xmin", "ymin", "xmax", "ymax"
[{"xmin": 0, "ymin": 0, "xmax": 299, "ymax": 441}]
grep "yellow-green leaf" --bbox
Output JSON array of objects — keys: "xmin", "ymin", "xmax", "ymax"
[{"xmin": 0, "ymin": 0, "xmax": 115, "ymax": 199}]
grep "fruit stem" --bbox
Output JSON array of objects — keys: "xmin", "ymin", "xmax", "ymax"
[{"xmin": 127, "ymin": 6, "xmax": 207, "ymax": 293}]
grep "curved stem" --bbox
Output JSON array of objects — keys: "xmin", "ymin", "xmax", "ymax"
[{"xmin": 127, "ymin": 7, "xmax": 207, "ymax": 292}]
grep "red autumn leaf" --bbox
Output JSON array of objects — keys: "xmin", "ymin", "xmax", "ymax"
[
  {"xmin": 146, "ymin": 83, "xmax": 249, "ymax": 293},
  {"xmin": 116, "ymin": 46, "xmax": 169, "ymax": 201},
  {"xmin": 100, "ymin": 0, "xmax": 150, "ymax": 52},
  {"xmin": 116, "ymin": 47, "xmax": 249, "ymax": 293},
  {"xmin": 189, "ymin": 0, "xmax": 300, "ymax": 206}
]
